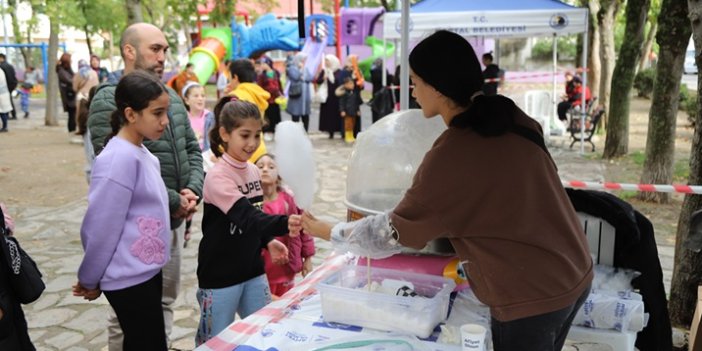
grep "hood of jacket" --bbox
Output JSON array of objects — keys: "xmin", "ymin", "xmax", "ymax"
[{"xmin": 231, "ymin": 82, "xmax": 271, "ymax": 116}]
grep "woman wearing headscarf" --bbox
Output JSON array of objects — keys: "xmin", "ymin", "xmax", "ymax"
[
  {"xmin": 302, "ymin": 30, "xmax": 593, "ymax": 351},
  {"xmin": 315, "ymin": 54, "xmax": 343, "ymax": 139},
  {"xmin": 256, "ymin": 56, "xmax": 283, "ymax": 138},
  {"xmin": 285, "ymin": 52, "xmax": 313, "ymax": 132},
  {"xmin": 72, "ymin": 59, "xmax": 99, "ymax": 122},
  {"xmin": 57, "ymin": 53, "xmax": 77, "ymax": 133},
  {"xmin": 90, "ymin": 55, "xmax": 109, "ymax": 83}
]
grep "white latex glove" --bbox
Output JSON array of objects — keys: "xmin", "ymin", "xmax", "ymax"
[{"xmin": 330, "ymin": 212, "xmax": 403, "ymax": 259}]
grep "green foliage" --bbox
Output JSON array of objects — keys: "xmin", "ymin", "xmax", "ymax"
[
  {"xmin": 633, "ymin": 68, "xmax": 655, "ymax": 98},
  {"xmin": 530, "ymin": 36, "xmax": 578, "ymax": 60},
  {"xmin": 684, "ymin": 90, "xmax": 698, "ymax": 127}
]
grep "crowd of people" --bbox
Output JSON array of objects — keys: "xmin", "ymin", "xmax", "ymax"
[{"xmin": 0, "ymin": 21, "xmax": 595, "ymax": 351}]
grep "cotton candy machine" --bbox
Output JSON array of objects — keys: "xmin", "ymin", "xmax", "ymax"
[{"xmin": 344, "ymin": 109, "xmax": 455, "ymax": 256}]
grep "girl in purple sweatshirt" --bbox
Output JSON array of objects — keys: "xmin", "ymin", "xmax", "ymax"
[{"xmin": 73, "ymin": 71, "xmax": 171, "ymax": 351}]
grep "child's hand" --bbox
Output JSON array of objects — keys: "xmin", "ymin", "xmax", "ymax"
[
  {"xmin": 288, "ymin": 214, "xmax": 302, "ymax": 237},
  {"xmin": 267, "ymin": 239, "xmax": 289, "ymax": 265},
  {"xmin": 340, "ymin": 111, "xmax": 346, "ymax": 117},
  {"xmin": 72, "ymin": 281, "xmax": 102, "ymax": 301},
  {"xmin": 302, "ymin": 257, "xmax": 313, "ymax": 277}
]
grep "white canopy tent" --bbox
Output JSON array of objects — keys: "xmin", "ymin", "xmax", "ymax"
[{"xmin": 383, "ymin": 0, "xmax": 590, "ymax": 153}]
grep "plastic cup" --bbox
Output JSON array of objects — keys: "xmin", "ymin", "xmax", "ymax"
[{"xmin": 461, "ymin": 323, "xmax": 486, "ymax": 351}]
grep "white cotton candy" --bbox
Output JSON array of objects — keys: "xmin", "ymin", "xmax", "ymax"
[{"xmin": 274, "ymin": 121, "xmax": 317, "ymax": 209}]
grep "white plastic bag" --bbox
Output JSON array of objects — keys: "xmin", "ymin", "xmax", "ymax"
[{"xmin": 313, "ymin": 81, "xmax": 328, "ymax": 104}]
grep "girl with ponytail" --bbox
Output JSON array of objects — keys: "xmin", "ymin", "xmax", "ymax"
[
  {"xmin": 74, "ymin": 70, "xmax": 172, "ymax": 351},
  {"xmin": 196, "ymin": 96, "xmax": 302, "ymax": 345}
]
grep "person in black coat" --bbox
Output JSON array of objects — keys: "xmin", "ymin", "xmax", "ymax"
[
  {"xmin": 370, "ymin": 58, "xmax": 392, "ymax": 123},
  {"xmin": 57, "ymin": 53, "xmax": 77, "ymax": 133},
  {"xmin": 0, "ymin": 203, "xmax": 36, "ymax": 351},
  {"xmin": 336, "ymin": 77, "xmax": 363, "ymax": 143},
  {"xmin": 316, "ymin": 54, "xmax": 343, "ymax": 139},
  {"xmin": 482, "ymin": 52, "xmax": 500, "ymax": 96},
  {"xmin": 0, "ymin": 54, "xmax": 18, "ymax": 120}
]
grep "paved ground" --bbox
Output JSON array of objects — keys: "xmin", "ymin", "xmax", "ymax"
[{"xmin": 2, "ymin": 98, "xmax": 674, "ymax": 350}]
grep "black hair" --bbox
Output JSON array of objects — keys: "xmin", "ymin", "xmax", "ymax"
[
  {"xmin": 0, "ymin": 53, "xmax": 5, "ymax": 60},
  {"xmin": 209, "ymin": 97, "xmax": 262, "ymax": 157},
  {"xmin": 105, "ymin": 70, "xmax": 168, "ymax": 145},
  {"xmin": 342, "ymin": 76, "xmax": 354, "ymax": 84},
  {"xmin": 229, "ymin": 59, "xmax": 257, "ymax": 83},
  {"xmin": 482, "ymin": 52, "xmax": 494, "ymax": 62},
  {"xmin": 185, "ymin": 63, "xmax": 194, "ymax": 69}
]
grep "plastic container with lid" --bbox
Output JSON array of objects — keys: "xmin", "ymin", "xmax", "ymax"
[
  {"xmin": 344, "ymin": 109, "xmax": 454, "ymax": 255},
  {"xmin": 318, "ymin": 265, "xmax": 456, "ymax": 338}
]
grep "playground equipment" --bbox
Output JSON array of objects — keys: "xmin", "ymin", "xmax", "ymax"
[
  {"xmin": 187, "ymin": 6, "xmax": 394, "ymax": 86},
  {"xmin": 0, "ymin": 43, "xmax": 67, "ymax": 88},
  {"xmin": 188, "ymin": 28, "xmax": 232, "ymax": 85}
]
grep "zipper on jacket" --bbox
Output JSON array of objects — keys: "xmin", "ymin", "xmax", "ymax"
[{"xmin": 167, "ymin": 110, "xmax": 182, "ymax": 191}]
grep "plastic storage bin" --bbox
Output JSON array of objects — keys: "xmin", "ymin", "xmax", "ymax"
[{"xmin": 318, "ymin": 265, "xmax": 456, "ymax": 338}]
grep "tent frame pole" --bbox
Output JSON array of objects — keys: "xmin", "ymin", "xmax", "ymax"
[{"xmin": 400, "ymin": 0, "xmax": 410, "ymax": 110}]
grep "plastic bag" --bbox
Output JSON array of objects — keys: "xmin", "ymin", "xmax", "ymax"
[{"xmin": 331, "ymin": 212, "xmax": 402, "ymax": 259}]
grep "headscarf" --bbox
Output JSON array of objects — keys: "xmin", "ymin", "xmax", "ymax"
[
  {"xmin": 409, "ymin": 30, "xmax": 482, "ymax": 106},
  {"xmin": 78, "ymin": 59, "xmax": 92, "ymax": 78},
  {"xmin": 324, "ymin": 54, "xmax": 340, "ymax": 84}
]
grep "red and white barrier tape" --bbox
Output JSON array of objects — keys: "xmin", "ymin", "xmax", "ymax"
[{"xmin": 563, "ymin": 180, "xmax": 702, "ymax": 194}]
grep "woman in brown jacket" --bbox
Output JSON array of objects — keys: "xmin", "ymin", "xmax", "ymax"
[{"xmin": 302, "ymin": 30, "xmax": 593, "ymax": 351}]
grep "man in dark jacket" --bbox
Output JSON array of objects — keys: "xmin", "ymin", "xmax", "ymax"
[
  {"xmin": 0, "ymin": 54, "xmax": 18, "ymax": 120},
  {"xmin": 87, "ymin": 22, "xmax": 204, "ymax": 350}
]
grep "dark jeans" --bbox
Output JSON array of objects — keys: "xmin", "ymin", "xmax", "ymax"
[
  {"xmin": 292, "ymin": 114, "xmax": 309, "ymax": 132},
  {"xmin": 67, "ymin": 106, "xmax": 76, "ymax": 132},
  {"xmin": 0, "ymin": 113, "xmax": 7, "ymax": 130},
  {"xmin": 104, "ymin": 272, "xmax": 167, "ymax": 351},
  {"xmin": 8, "ymin": 90, "xmax": 16, "ymax": 119},
  {"xmin": 557, "ymin": 101, "xmax": 572, "ymax": 121},
  {"xmin": 490, "ymin": 285, "xmax": 590, "ymax": 351},
  {"xmin": 262, "ymin": 104, "xmax": 281, "ymax": 133}
]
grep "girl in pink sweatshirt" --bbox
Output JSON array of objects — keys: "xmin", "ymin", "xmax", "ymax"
[{"xmin": 255, "ymin": 154, "xmax": 315, "ymax": 297}]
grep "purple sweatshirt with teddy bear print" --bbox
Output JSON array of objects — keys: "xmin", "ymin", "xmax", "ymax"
[{"xmin": 78, "ymin": 136, "xmax": 171, "ymax": 291}]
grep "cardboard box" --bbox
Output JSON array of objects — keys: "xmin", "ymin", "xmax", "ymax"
[{"xmin": 691, "ymin": 286, "xmax": 702, "ymax": 351}]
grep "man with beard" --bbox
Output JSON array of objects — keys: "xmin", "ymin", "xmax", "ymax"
[{"xmin": 87, "ymin": 22, "xmax": 204, "ymax": 350}]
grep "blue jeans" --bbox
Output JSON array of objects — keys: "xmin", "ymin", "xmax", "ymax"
[
  {"xmin": 195, "ymin": 274, "xmax": 272, "ymax": 346},
  {"xmin": 19, "ymin": 89, "xmax": 29, "ymax": 113}
]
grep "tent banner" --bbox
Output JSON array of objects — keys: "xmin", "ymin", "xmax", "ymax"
[{"xmin": 382, "ymin": 9, "xmax": 588, "ymax": 39}]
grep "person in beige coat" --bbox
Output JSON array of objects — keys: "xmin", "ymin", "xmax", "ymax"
[{"xmin": 73, "ymin": 59, "xmax": 99, "ymax": 122}]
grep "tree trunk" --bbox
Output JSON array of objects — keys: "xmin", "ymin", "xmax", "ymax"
[
  {"xmin": 588, "ymin": 0, "xmax": 602, "ymax": 102},
  {"xmin": 638, "ymin": 0, "xmax": 690, "ymax": 204},
  {"xmin": 669, "ymin": 0, "xmax": 702, "ymax": 331},
  {"xmin": 603, "ymin": 0, "xmax": 651, "ymax": 158},
  {"xmin": 638, "ymin": 21, "xmax": 658, "ymax": 72},
  {"xmin": 84, "ymin": 26, "xmax": 93, "ymax": 57},
  {"xmin": 125, "ymin": 0, "xmax": 144, "ymax": 25},
  {"xmin": 45, "ymin": 17, "xmax": 59, "ymax": 127},
  {"xmin": 598, "ymin": 0, "xmax": 623, "ymax": 129}
]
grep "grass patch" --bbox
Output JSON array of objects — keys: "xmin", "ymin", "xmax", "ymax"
[
  {"xmin": 630, "ymin": 150, "xmax": 646, "ymax": 166},
  {"xmin": 618, "ymin": 190, "xmax": 639, "ymax": 200},
  {"xmin": 674, "ymin": 157, "xmax": 690, "ymax": 182}
]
